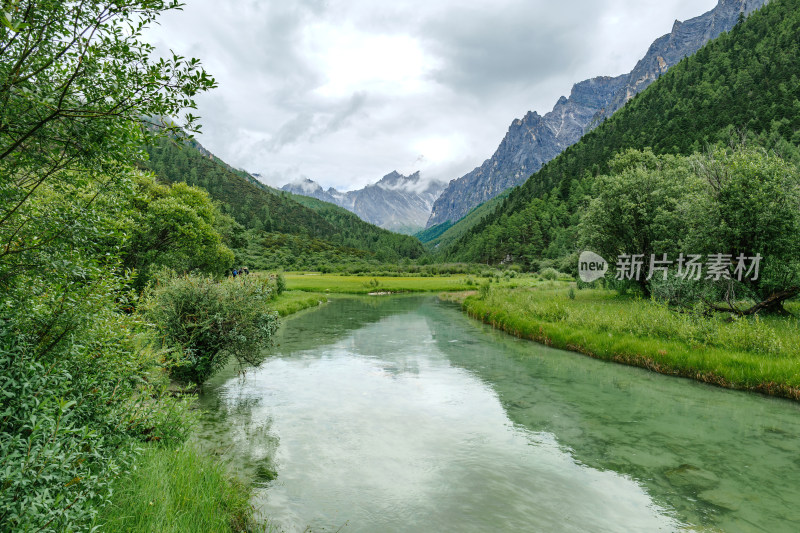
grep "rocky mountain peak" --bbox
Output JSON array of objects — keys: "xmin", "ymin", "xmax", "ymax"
[
  {"xmin": 425, "ymin": 0, "xmax": 768, "ymax": 229},
  {"xmin": 589, "ymin": 0, "xmax": 767, "ymax": 128},
  {"xmin": 282, "ymin": 170, "xmax": 446, "ymax": 234}
]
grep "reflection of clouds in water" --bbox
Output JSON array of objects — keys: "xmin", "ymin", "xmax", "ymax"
[
  {"xmin": 198, "ymin": 297, "xmax": 800, "ymax": 533},
  {"xmin": 201, "ymin": 307, "xmax": 678, "ymax": 532}
]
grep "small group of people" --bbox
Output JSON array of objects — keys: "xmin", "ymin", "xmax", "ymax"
[{"xmin": 231, "ymin": 266, "xmax": 250, "ymax": 277}]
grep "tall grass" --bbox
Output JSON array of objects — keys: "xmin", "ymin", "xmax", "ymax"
[
  {"xmin": 95, "ymin": 444, "xmax": 272, "ymax": 533},
  {"xmin": 282, "ymin": 272, "xmax": 534, "ymax": 294},
  {"xmin": 462, "ymin": 286, "xmax": 800, "ymax": 399},
  {"xmin": 270, "ymin": 290, "xmax": 330, "ymax": 316}
]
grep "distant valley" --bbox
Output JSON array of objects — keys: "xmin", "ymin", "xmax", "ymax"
[{"xmin": 270, "ymin": 0, "xmax": 768, "ymax": 236}]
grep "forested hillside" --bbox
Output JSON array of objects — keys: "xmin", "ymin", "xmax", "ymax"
[
  {"xmin": 144, "ymin": 138, "xmax": 425, "ymax": 267},
  {"xmin": 444, "ymin": 0, "xmax": 800, "ymax": 267},
  {"xmin": 418, "ymin": 191, "xmax": 511, "ymax": 251}
]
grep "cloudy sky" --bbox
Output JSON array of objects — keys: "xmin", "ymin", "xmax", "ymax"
[{"xmin": 144, "ymin": 0, "xmax": 717, "ymax": 191}]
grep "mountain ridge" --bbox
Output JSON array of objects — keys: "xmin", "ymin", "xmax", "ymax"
[
  {"xmin": 282, "ymin": 171, "xmax": 446, "ymax": 234},
  {"xmin": 441, "ymin": 0, "xmax": 799, "ymax": 266},
  {"xmin": 426, "ymin": 0, "xmax": 768, "ymax": 228}
]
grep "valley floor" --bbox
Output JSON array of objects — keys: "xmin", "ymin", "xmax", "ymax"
[{"xmin": 281, "ymin": 272, "xmax": 480, "ymax": 294}]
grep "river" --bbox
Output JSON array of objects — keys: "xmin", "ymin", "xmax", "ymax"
[{"xmin": 195, "ymin": 296, "xmax": 800, "ymax": 532}]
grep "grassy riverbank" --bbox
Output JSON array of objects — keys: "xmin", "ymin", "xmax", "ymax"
[
  {"xmin": 450, "ymin": 285, "xmax": 800, "ymax": 400},
  {"xmin": 96, "ymin": 444, "xmax": 271, "ymax": 532},
  {"xmin": 283, "ymin": 272, "xmax": 478, "ymax": 294},
  {"xmin": 271, "ymin": 290, "xmax": 331, "ymax": 316}
]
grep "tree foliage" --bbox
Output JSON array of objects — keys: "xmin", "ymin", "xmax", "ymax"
[
  {"xmin": 0, "ymin": 0, "xmax": 216, "ymax": 267},
  {"xmin": 0, "ymin": 174, "xmax": 192, "ymax": 531},
  {"xmin": 144, "ymin": 137, "xmax": 426, "ymax": 266},
  {"xmin": 143, "ymin": 273, "xmax": 279, "ymax": 385},
  {"xmin": 579, "ymin": 150, "xmax": 698, "ymax": 294},
  {"xmin": 686, "ymin": 146, "xmax": 800, "ymax": 310},
  {"xmin": 445, "ymin": 0, "xmax": 800, "ymax": 274},
  {"xmin": 0, "ymin": 2, "xmax": 224, "ymax": 529},
  {"xmin": 123, "ymin": 173, "xmax": 234, "ymax": 289},
  {"xmin": 579, "ymin": 146, "xmax": 800, "ymax": 311}
]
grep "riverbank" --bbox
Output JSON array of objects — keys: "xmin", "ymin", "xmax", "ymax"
[
  {"xmin": 271, "ymin": 290, "xmax": 331, "ymax": 316},
  {"xmin": 447, "ymin": 286, "xmax": 800, "ymax": 400},
  {"xmin": 95, "ymin": 444, "xmax": 273, "ymax": 532},
  {"xmin": 283, "ymin": 272, "xmax": 481, "ymax": 294},
  {"xmin": 95, "ymin": 281, "xmax": 322, "ymax": 532}
]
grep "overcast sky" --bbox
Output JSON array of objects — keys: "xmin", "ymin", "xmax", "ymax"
[{"xmin": 144, "ymin": 0, "xmax": 717, "ymax": 191}]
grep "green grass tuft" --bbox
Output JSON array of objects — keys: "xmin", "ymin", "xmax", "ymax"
[
  {"xmin": 270, "ymin": 290, "xmax": 330, "ymax": 316},
  {"xmin": 95, "ymin": 444, "xmax": 272, "ymax": 533}
]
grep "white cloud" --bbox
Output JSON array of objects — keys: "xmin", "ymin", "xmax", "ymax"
[{"xmin": 144, "ymin": 0, "xmax": 717, "ymax": 192}]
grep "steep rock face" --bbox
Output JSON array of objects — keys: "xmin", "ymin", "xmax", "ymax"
[
  {"xmin": 282, "ymin": 172, "xmax": 446, "ymax": 234},
  {"xmin": 427, "ymin": 76, "xmax": 625, "ymax": 227},
  {"xmin": 590, "ymin": 0, "xmax": 768, "ymax": 127},
  {"xmin": 427, "ymin": 111, "xmax": 553, "ymax": 227},
  {"xmin": 426, "ymin": 0, "xmax": 767, "ymax": 228}
]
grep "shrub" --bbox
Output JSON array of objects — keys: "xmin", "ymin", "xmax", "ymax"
[
  {"xmin": 275, "ymin": 273, "xmax": 287, "ymax": 295},
  {"xmin": 0, "ymin": 288, "xmax": 190, "ymax": 531},
  {"xmin": 541, "ymin": 267, "xmax": 559, "ymax": 281},
  {"xmin": 478, "ymin": 282, "xmax": 491, "ymax": 299},
  {"xmin": 143, "ymin": 274, "xmax": 279, "ymax": 385}
]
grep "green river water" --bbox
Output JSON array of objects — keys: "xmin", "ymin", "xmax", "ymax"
[{"xmin": 196, "ymin": 296, "xmax": 800, "ymax": 532}]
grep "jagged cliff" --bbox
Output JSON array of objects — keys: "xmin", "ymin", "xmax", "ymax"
[
  {"xmin": 282, "ymin": 171, "xmax": 446, "ymax": 234},
  {"xmin": 426, "ymin": 0, "xmax": 768, "ymax": 228},
  {"xmin": 589, "ymin": 0, "xmax": 769, "ymax": 127},
  {"xmin": 426, "ymin": 76, "xmax": 626, "ymax": 227}
]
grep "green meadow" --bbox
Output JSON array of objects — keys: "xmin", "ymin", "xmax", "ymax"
[{"xmin": 282, "ymin": 272, "xmax": 480, "ymax": 294}]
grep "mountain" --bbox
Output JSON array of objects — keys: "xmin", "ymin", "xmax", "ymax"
[
  {"xmin": 426, "ymin": 76, "xmax": 626, "ymax": 227},
  {"xmin": 282, "ymin": 171, "xmax": 446, "ymax": 234},
  {"xmin": 426, "ymin": 0, "xmax": 768, "ymax": 228},
  {"xmin": 588, "ymin": 0, "xmax": 769, "ymax": 128},
  {"xmin": 142, "ymin": 138, "xmax": 426, "ymax": 268},
  {"xmin": 442, "ymin": 0, "xmax": 800, "ymax": 266},
  {"xmin": 279, "ymin": 178, "xmax": 340, "ymax": 205}
]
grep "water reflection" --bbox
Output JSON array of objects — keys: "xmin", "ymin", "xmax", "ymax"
[{"xmin": 196, "ymin": 297, "xmax": 800, "ymax": 533}]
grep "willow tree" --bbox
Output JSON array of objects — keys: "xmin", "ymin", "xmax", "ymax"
[
  {"xmin": 686, "ymin": 146, "xmax": 800, "ymax": 314},
  {"xmin": 578, "ymin": 149, "xmax": 698, "ymax": 296}
]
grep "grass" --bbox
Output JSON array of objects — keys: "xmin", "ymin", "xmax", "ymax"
[
  {"xmin": 283, "ymin": 272, "xmax": 483, "ymax": 294},
  {"xmin": 453, "ymin": 285, "xmax": 800, "ymax": 400},
  {"xmin": 270, "ymin": 290, "xmax": 330, "ymax": 316},
  {"xmin": 95, "ymin": 443, "xmax": 273, "ymax": 533}
]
